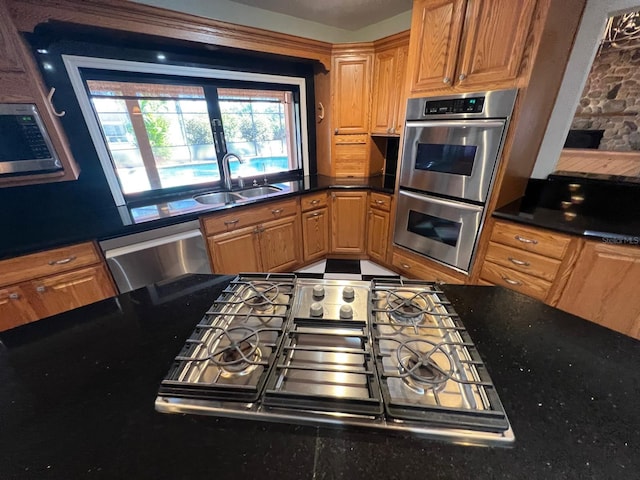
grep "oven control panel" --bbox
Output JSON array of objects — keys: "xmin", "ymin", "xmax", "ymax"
[{"xmin": 424, "ymin": 96, "xmax": 485, "ymax": 115}]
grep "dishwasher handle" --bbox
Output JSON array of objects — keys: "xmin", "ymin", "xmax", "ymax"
[{"xmin": 104, "ymin": 229, "xmax": 203, "ymax": 258}]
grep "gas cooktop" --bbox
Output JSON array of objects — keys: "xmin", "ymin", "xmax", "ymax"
[{"xmin": 156, "ymin": 273, "xmax": 514, "ymax": 447}]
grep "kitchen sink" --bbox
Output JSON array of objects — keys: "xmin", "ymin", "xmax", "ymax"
[
  {"xmin": 193, "ymin": 191, "xmax": 244, "ymax": 205},
  {"xmin": 236, "ymin": 185, "xmax": 282, "ymax": 198}
]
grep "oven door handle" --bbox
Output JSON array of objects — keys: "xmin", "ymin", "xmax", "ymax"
[
  {"xmin": 399, "ymin": 189, "xmax": 484, "ymax": 213},
  {"xmin": 405, "ymin": 119, "xmax": 506, "ymax": 129}
]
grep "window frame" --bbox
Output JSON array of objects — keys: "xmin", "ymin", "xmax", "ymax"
[{"xmin": 63, "ymin": 55, "xmax": 309, "ymax": 207}]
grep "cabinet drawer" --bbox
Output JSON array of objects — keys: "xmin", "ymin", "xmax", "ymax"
[
  {"xmin": 480, "ymin": 261, "xmax": 551, "ymax": 301},
  {"xmin": 392, "ymin": 249, "xmax": 464, "ymax": 284},
  {"xmin": 301, "ymin": 192, "xmax": 328, "ymax": 212},
  {"xmin": 202, "ymin": 198, "xmax": 298, "ymax": 235},
  {"xmin": 491, "ymin": 221, "xmax": 571, "ymax": 260},
  {"xmin": 485, "ymin": 242, "xmax": 561, "ymax": 282},
  {"xmin": 370, "ymin": 192, "xmax": 391, "ymax": 212},
  {"xmin": 0, "ymin": 242, "xmax": 101, "ymax": 288},
  {"xmin": 334, "ymin": 134, "xmax": 368, "ymax": 144}
]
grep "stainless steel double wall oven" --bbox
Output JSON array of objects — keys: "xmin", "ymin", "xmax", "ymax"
[{"xmin": 395, "ymin": 89, "xmax": 517, "ymax": 272}]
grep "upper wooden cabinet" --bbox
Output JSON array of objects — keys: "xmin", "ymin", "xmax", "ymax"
[
  {"xmin": 331, "ymin": 51, "xmax": 373, "ymax": 135},
  {"xmin": 556, "ymin": 241, "xmax": 640, "ymax": 340},
  {"xmin": 370, "ymin": 33, "xmax": 409, "ymax": 136},
  {"xmin": 0, "ymin": 0, "xmax": 80, "ymax": 187},
  {"xmin": 407, "ymin": 0, "xmax": 536, "ymax": 94}
]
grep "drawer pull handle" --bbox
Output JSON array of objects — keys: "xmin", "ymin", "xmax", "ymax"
[
  {"xmin": 271, "ymin": 208, "xmax": 284, "ymax": 215},
  {"xmin": 224, "ymin": 219, "xmax": 239, "ymax": 226},
  {"xmin": 36, "ymin": 286, "xmax": 46, "ymax": 293},
  {"xmin": 401, "ymin": 263, "xmax": 411, "ymax": 269},
  {"xmin": 514, "ymin": 235, "xmax": 538, "ymax": 245},
  {"xmin": 310, "ymin": 199, "xmax": 320, "ymax": 205},
  {"xmin": 311, "ymin": 212, "xmax": 321, "ymax": 217},
  {"xmin": 48, "ymin": 256, "xmax": 76, "ymax": 266},
  {"xmin": 8, "ymin": 293, "xmax": 20, "ymax": 300},
  {"xmin": 374, "ymin": 200, "xmax": 385, "ymax": 205},
  {"xmin": 501, "ymin": 276, "xmax": 522, "ymax": 286},
  {"xmin": 508, "ymin": 257, "xmax": 530, "ymax": 267}
]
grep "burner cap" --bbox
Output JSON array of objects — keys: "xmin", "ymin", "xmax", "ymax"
[
  {"xmin": 243, "ymin": 282, "xmax": 280, "ymax": 311},
  {"xmin": 386, "ymin": 291, "xmax": 429, "ymax": 325},
  {"xmin": 396, "ymin": 339, "xmax": 453, "ymax": 393},
  {"xmin": 210, "ymin": 327, "xmax": 262, "ymax": 377}
]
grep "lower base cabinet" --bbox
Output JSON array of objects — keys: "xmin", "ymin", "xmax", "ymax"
[
  {"xmin": 0, "ymin": 242, "xmax": 116, "ymax": 332},
  {"xmin": 302, "ymin": 207, "xmax": 330, "ymax": 262},
  {"xmin": 556, "ymin": 241, "xmax": 640, "ymax": 339}
]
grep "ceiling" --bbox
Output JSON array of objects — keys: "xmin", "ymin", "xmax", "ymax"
[{"xmin": 228, "ymin": 0, "xmax": 413, "ymax": 30}]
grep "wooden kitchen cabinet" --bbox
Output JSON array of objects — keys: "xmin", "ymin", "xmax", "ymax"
[
  {"xmin": 370, "ymin": 33, "xmax": 409, "ymax": 136},
  {"xmin": 367, "ymin": 192, "xmax": 392, "ymax": 263},
  {"xmin": 0, "ymin": 242, "xmax": 116, "ymax": 331},
  {"xmin": 330, "ymin": 47, "xmax": 374, "ymax": 177},
  {"xmin": 0, "ymin": 0, "xmax": 79, "ymax": 187},
  {"xmin": 330, "ymin": 191, "xmax": 368, "ymax": 255},
  {"xmin": 301, "ymin": 192, "xmax": 330, "ymax": 263},
  {"xmin": 29, "ymin": 265, "xmax": 115, "ymax": 319},
  {"xmin": 391, "ymin": 247, "xmax": 465, "ymax": 284},
  {"xmin": 478, "ymin": 220, "xmax": 574, "ymax": 302},
  {"xmin": 0, "ymin": 285, "xmax": 38, "ymax": 331},
  {"xmin": 556, "ymin": 241, "xmax": 640, "ymax": 340},
  {"xmin": 332, "ymin": 51, "xmax": 372, "ymax": 134},
  {"xmin": 406, "ymin": 0, "xmax": 536, "ymax": 94},
  {"xmin": 204, "ymin": 198, "xmax": 302, "ymax": 274}
]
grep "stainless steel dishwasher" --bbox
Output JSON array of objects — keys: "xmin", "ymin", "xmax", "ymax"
[{"xmin": 99, "ymin": 220, "xmax": 211, "ymax": 293}]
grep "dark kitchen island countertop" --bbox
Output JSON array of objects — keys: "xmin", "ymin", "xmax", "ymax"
[{"xmin": 0, "ymin": 274, "xmax": 638, "ymax": 479}]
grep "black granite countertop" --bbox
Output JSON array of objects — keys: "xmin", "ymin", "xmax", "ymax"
[
  {"xmin": 0, "ymin": 174, "xmax": 395, "ymax": 260},
  {"xmin": 0, "ymin": 274, "xmax": 638, "ymax": 479},
  {"xmin": 494, "ymin": 174, "xmax": 640, "ymax": 244}
]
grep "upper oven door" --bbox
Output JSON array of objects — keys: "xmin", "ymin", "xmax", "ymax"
[
  {"xmin": 394, "ymin": 189, "xmax": 483, "ymax": 272},
  {"xmin": 400, "ymin": 119, "xmax": 507, "ymax": 203}
]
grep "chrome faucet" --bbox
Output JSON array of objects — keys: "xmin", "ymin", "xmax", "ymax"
[{"xmin": 221, "ymin": 153, "xmax": 244, "ymax": 191}]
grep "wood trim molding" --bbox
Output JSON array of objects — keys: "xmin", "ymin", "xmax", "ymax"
[
  {"xmin": 556, "ymin": 148, "xmax": 640, "ymax": 177},
  {"xmin": 373, "ymin": 30, "xmax": 410, "ymax": 50},
  {"xmin": 7, "ymin": 0, "xmax": 333, "ymax": 68}
]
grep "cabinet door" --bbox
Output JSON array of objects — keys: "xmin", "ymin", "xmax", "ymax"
[
  {"xmin": 456, "ymin": 0, "xmax": 536, "ymax": 89},
  {"xmin": 0, "ymin": 285, "xmax": 38, "ymax": 331},
  {"xmin": 30, "ymin": 266, "xmax": 115, "ymax": 319},
  {"xmin": 332, "ymin": 54, "xmax": 372, "ymax": 134},
  {"xmin": 331, "ymin": 191, "xmax": 368, "ymax": 254},
  {"xmin": 370, "ymin": 48, "xmax": 399, "ymax": 135},
  {"xmin": 259, "ymin": 215, "xmax": 302, "ymax": 272},
  {"xmin": 407, "ymin": 0, "xmax": 466, "ymax": 94},
  {"xmin": 556, "ymin": 242, "xmax": 640, "ymax": 339},
  {"xmin": 302, "ymin": 207, "xmax": 330, "ymax": 262},
  {"xmin": 367, "ymin": 208, "xmax": 390, "ymax": 264},
  {"xmin": 209, "ymin": 226, "xmax": 261, "ymax": 274}
]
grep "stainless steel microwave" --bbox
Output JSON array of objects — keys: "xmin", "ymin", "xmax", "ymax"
[{"xmin": 0, "ymin": 104, "xmax": 63, "ymax": 177}]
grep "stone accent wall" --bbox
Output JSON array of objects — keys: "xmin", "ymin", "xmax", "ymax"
[{"xmin": 570, "ymin": 47, "xmax": 640, "ymax": 151}]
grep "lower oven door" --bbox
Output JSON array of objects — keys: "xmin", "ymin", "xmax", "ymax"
[{"xmin": 394, "ymin": 190, "xmax": 484, "ymax": 272}]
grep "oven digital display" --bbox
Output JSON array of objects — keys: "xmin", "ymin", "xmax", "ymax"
[
  {"xmin": 414, "ymin": 143, "xmax": 476, "ymax": 176},
  {"xmin": 407, "ymin": 210, "xmax": 461, "ymax": 247}
]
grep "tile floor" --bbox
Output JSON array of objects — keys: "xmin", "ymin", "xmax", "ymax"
[{"xmin": 295, "ymin": 259, "xmax": 399, "ymax": 281}]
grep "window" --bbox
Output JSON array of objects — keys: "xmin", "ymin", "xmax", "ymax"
[{"xmin": 63, "ymin": 56, "xmax": 308, "ymax": 206}]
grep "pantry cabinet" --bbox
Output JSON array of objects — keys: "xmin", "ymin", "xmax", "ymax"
[
  {"xmin": 0, "ymin": 0, "xmax": 79, "ymax": 187},
  {"xmin": 0, "ymin": 242, "xmax": 116, "ymax": 332},
  {"xmin": 330, "ymin": 191, "xmax": 368, "ymax": 255},
  {"xmin": 407, "ymin": 0, "xmax": 536, "ymax": 94}
]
